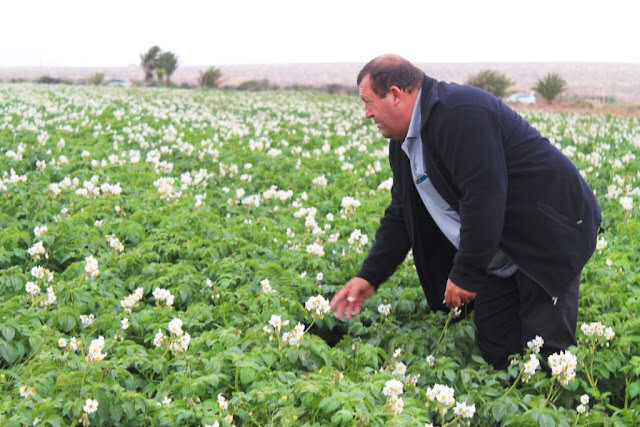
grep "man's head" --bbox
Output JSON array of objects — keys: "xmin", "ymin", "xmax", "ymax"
[{"xmin": 357, "ymin": 54, "xmax": 425, "ymax": 140}]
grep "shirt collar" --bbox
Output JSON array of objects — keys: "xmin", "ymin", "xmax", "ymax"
[{"xmin": 405, "ymin": 87, "xmax": 423, "ymax": 140}]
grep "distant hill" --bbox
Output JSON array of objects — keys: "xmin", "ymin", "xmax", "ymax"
[{"xmin": 1, "ymin": 62, "xmax": 639, "ymax": 100}]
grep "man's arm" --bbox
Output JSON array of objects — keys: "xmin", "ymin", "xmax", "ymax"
[
  {"xmin": 356, "ymin": 181, "xmax": 411, "ymax": 288},
  {"xmin": 331, "ymin": 180, "xmax": 411, "ymax": 319},
  {"xmin": 434, "ymin": 106, "xmax": 508, "ymax": 293}
]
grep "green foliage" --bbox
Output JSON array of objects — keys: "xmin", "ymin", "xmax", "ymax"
[
  {"xmin": 0, "ymin": 84, "xmax": 638, "ymax": 425},
  {"xmin": 157, "ymin": 52, "xmax": 179, "ymax": 86},
  {"xmin": 535, "ymin": 72, "xmax": 567, "ymax": 104},
  {"xmin": 198, "ymin": 67, "xmax": 223, "ymax": 89},
  {"xmin": 235, "ymin": 79, "xmax": 279, "ymax": 92},
  {"xmin": 87, "ymin": 72, "xmax": 104, "ymax": 86},
  {"xmin": 466, "ymin": 69, "xmax": 514, "ymax": 98},
  {"xmin": 140, "ymin": 45, "xmax": 161, "ymax": 82}
]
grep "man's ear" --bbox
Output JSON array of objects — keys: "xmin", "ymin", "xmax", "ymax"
[{"xmin": 388, "ymin": 86, "xmax": 403, "ymax": 105}]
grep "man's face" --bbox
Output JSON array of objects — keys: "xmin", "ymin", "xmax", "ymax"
[{"xmin": 359, "ymin": 74, "xmax": 405, "ymax": 140}]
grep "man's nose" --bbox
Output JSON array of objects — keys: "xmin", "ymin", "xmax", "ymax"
[{"xmin": 365, "ymin": 106, "xmax": 373, "ymax": 119}]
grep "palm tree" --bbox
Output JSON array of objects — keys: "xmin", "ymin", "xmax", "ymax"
[
  {"xmin": 534, "ymin": 73, "xmax": 567, "ymax": 104},
  {"xmin": 157, "ymin": 52, "xmax": 179, "ymax": 86},
  {"xmin": 140, "ymin": 46, "xmax": 161, "ymax": 82}
]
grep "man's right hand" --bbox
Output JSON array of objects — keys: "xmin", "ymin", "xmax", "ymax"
[{"xmin": 330, "ymin": 277, "xmax": 375, "ymax": 320}]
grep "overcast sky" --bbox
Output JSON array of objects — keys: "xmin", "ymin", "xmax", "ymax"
[{"xmin": 1, "ymin": 0, "xmax": 639, "ymax": 67}]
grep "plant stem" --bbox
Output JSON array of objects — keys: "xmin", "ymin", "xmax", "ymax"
[
  {"xmin": 501, "ymin": 366, "xmax": 524, "ymax": 399},
  {"xmin": 543, "ymin": 377, "xmax": 556, "ymax": 408}
]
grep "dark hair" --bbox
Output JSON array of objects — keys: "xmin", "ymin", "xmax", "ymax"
[{"xmin": 357, "ymin": 55, "xmax": 425, "ymax": 98}]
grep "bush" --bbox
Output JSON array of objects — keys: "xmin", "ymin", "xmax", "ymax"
[
  {"xmin": 87, "ymin": 72, "xmax": 105, "ymax": 86},
  {"xmin": 198, "ymin": 67, "xmax": 223, "ymax": 89},
  {"xmin": 35, "ymin": 75, "xmax": 62, "ymax": 84},
  {"xmin": 466, "ymin": 70, "xmax": 513, "ymax": 98},
  {"xmin": 236, "ymin": 79, "xmax": 279, "ymax": 92}
]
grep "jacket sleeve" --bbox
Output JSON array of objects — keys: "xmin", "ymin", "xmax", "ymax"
[
  {"xmin": 356, "ymin": 180, "xmax": 411, "ymax": 289},
  {"xmin": 434, "ymin": 106, "xmax": 507, "ymax": 292}
]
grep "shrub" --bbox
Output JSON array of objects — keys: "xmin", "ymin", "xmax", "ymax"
[
  {"xmin": 198, "ymin": 67, "xmax": 223, "ymax": 89},
  {"xmin": 466, "ymin": 70, "xmax": 513, "ymax": 98}
]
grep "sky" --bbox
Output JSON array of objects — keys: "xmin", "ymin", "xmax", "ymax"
[{"xmin": 1, "ymin": 0, "xmax": 639, "ymax": 67}]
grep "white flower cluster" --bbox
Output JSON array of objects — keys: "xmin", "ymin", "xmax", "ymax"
[
  {"xmin": 5, "ymin": 143, "xmax": 26, "ymax": 160},
  {"xmin": 453, "ymin": 401, "xmax": 476, "ymax": 419},
  {"xmin": 523, "ymin": 354, "xmax": 540, "ymax": 382},
  {"xmin": 83, "ymin": 398, "xmax": 98, "ymax": 414},
  {"xmin": 312, "ymin": 175, "xmax": 328, "ymax": 187},
  {"xmin": 194, "ymin": 193, "xmax": 206, "ymax": 210},
  {"xmin": 548, "ymin": 350, "xmax": 577, "ymax": 385},
  {"xmin": 581, "ymin": 321, "xmax": 615, "ymax": 344},
  {"xmin": 48, "ymin": 176, "xmax": 79, "ymax": 196},
  {"xmin": 155, "ymin": 318, "xmax": 191, "ymax": 353},
  {"xmin": 262, "ymin": 185, "xmax": 294, "ymax": 202},
  {"xmin": 306, "ymin": 241, "xmax": 325, "ymax": 258},
  {"xmin": 340, "ymin": 196, "xmax": 361, "ymax": 216},
  {"xmin": 267, "ymin": 314, "xmax": 289, "ymax": 334},
  {"xmin": 241, "ymin": 194, "xmax": 261, "ymax": 207},
  {"xmin": 527, "ymin": 335, "xmax": 544, "ymax": 354},
  {"xmin": 0, "ymin": 169, "xmax": 27, "ymax": 192},
  {"xmin": 58, "ymin": 336, "xmax": 80, "ymax": 351},
  {"xmin": 153, "ymin": 177, "xmax": 182, "ymax": 201},
  {"xmin": 596, "ymin": 236, "xmax": 607, "ymax": 250},
  {"xmin": 120, "ymin": 287, "xmax": 144, "ymax": 312},
  {"xmin": 378, "ymin": 303, "xmax": 391, "ymax": 318},
  {"xmin": 377, "ymin": 177, "xmax": 393, "ymax": 191},
  {"xmin": 34, "ymin": 225, "xmax": 48, "ymax": 238},
  {"xmin": 86, "ymin": 336, "xmax": 107, "ymax": 363},
  {"xmin": 31, "ymin": 265, "xmax": 54, "ymax": 282},
  {"xmin": 577, "ymin": 394, "xmax": 589, "ymax": 414},
  {"xmin": 19, "ymin": 385, "xmax": 36, "ymax": 399},
  {"xmin": 80, "ymin": 314, "xmax": 95, "ymax": 326},
  {"xmin": 27, "ymin": 241, "xmax": 47, "ymax": 260},
  {"xmin": 85, "ymin": 255, "xmax": 99, "ymax": 278},
  {"xmin": 347, "ymin": 229, "xmax": 368, "ymax": 252},
  {"xmin": 25, "ymin": 281, "xmax": 40, "ymax": 295},
  {"xmin": 304, "ymin": 295, "xmax": 331, "ymax": 317},
  {"xmin": 260, "ymin": 278, "xmax": 276, "ymax": 294},
  {"xmin": 282, "ymin": 322, "xmax": 305, "ymax": 346},
  {"xmin": 106, "ymin": 234, "xmax": 125, "ymax": 252},
  {"xmin": 426, "ymin": 383, "xmax": 456, "ymax": 408},
  {"xmin": 153, "ymin": 287, "xmax": 175, "ymax": 307},
  {"xmin": 40, "ymin": 286, "xmax": 57, "ymax": 307},
  {"xmin": 620, "ymin": 196, "xmax": 633, "ymax": 211},
  {"xmin": 217, "ymin": 393, "xmax": 228, "ymax": 410},
  {"xmin": 383, "ymin": 379, "xmax": 404, "ymax": 416}
]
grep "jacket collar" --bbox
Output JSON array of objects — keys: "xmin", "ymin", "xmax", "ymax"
[{"xmin": 390, "ymin": 75, "xmax": 440, "ymax": 144}]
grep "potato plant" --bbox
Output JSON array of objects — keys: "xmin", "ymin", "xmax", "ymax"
[{"xmin": 0, "ymin": 84, "xmax": 639, "ymax": 425}]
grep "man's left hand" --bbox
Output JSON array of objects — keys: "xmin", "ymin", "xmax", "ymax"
[{"xmin": 443, "ymin": 279, "xmax": 477, "ymax": 308}]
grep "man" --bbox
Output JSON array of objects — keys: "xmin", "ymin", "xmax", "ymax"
[{"xmin": 329, "ymin": 54, "xmax": 601, "ymax": 369}]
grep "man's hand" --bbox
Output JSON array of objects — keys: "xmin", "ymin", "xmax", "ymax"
[
  {"xmin": 443, "ymin": 278, "xmax": 477, "ymax": 308},
  {"xmin": 330, "ymin": 277, "xmax": 375, "ymax": 320}
]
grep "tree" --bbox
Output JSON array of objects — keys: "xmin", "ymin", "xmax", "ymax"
[
  {"xmin": 87, "ymin": 72, "xmax": 104, "ymax": 85},
  {"xmin": 198, "ymin": 67, "xmax": 223, "ymax": 88},
  {"xmin": 157, "ymin": 51, "xmax": 179, "ymax": 86},
  {"xmin": 466, "ymin": 70, "xmax": 513, "ymax": 98},
  {"xmin": 534, "ymin": 73, "xmax": 567, "ymax": 104},
  {"xmin": 140, "ymin": 46, "xmax": 161, "ymax": 82}
]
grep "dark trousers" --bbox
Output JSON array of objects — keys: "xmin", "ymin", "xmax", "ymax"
[{"xmin": 473, "ymin": 270, "xmax": 580, "ymax": 369}]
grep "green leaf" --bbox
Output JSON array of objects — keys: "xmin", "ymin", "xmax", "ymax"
[
  {"xmin": 0, "ymin": 339, "xmax": 18, "ymax": 364},
  {"xmin": 318, "ymin": 396, "xmax": 341, "ymax": 413},
  {"xmin": 0, "ymin": 324, "xmax": 15, "ymax": 341},
  {"xmin": 240, "ymin": 367, "xmax": 256, "ymax": 385}
]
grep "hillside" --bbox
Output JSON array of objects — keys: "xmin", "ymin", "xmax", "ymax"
[{"xmin": 1, "ymin": 62, "xmax": 639, "ymax": 101}]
